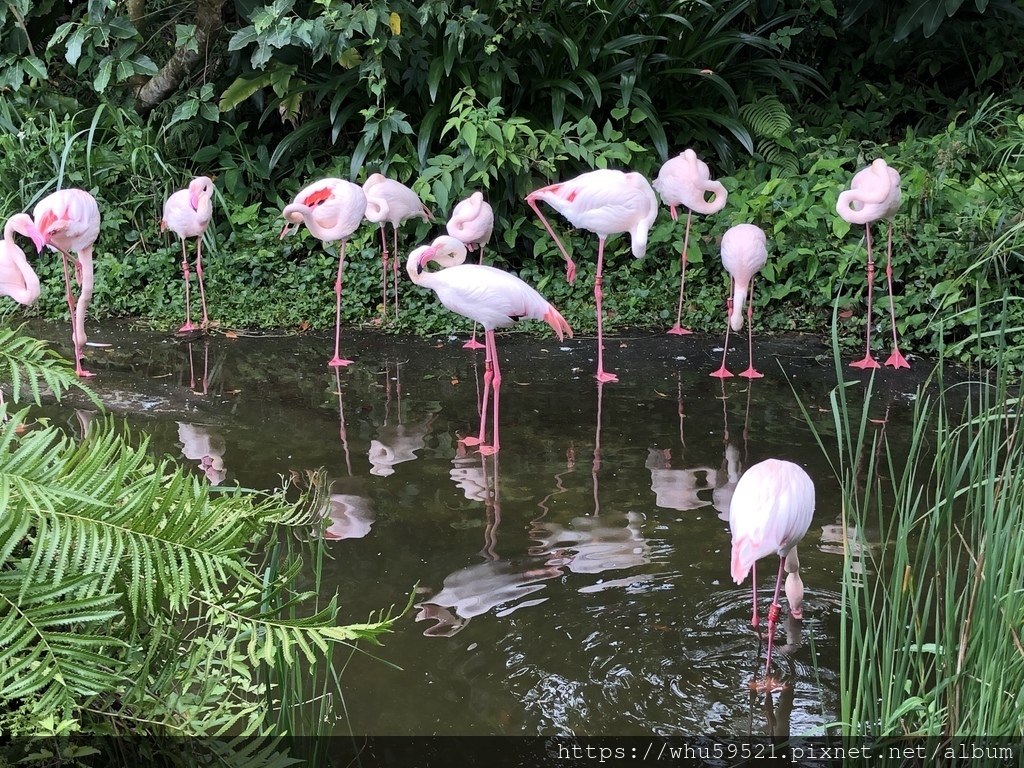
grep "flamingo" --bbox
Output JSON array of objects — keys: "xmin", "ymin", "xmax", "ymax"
[
  {"xmin": 836, "ymin": 158, "xmax": 908, "ymax": 369},
  {"xmin": 446, "ymin": 191, "xmax": 494, "ymax": 350},
  {"xmin": 281, "ymin": 178, "xmax": 367, "ymax": 367},
  {"xmin": 363, "ymin": 173, "xmax": 433, "ymax": 320},
  {"xmin": 162, "ymin": 176, "xmax": 215, "ymax": 333},
  {"xmin": 407, "ymin": 235, "xmax": 572, "ymax": 455},
  {"xmin": 729, "ymin": 458, "xmax": 814, "ymax": 687},
  {"xmin": 653, "ymin": 149, "xmax": 728, "ymax": 335},
  {"xmin": 710, "ymin": 223, "xmax": 768, "ymax": 379},
  {"xmin": 33, "ymin": 189, "xmax": 101, "ymax": 377},
  {"xmin": 527, "ymin": 168, "xmax": 658, "ymax": 383},
  {"xmin": 0, "ymin": 214, "xmax": 44, "ymax": 307}
]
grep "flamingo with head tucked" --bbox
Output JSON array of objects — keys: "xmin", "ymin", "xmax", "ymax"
[
  {"xmin": 711, "ymin": 223, "xmax": 768, "ymax": 379},
  {"xmin": 281, "ymin": 178, "xmax": 367, "ymax": 367},
  {"xmin": 527, "ymin": 169, "xmax": 658, "ymax": 383},
  {"xmin": 729, "ymin": 458, "xmax": 814, "ymax": 687},
  {"xmin": 0, "ymin": 214, "xmax": 44, "ymax": 307},
  {"xmin": 653, "ymin": 149, "xmax": 728, "ymax": 335},
  {"xmin": 836, "ymin": 158, "xmax": 907, "ymax": 369},
  {"xmin": 33, "ymin": 189, "xmax": 101, "ymax": 377},
  {"xmin": 162, "ymin": 176, "xmax": 215, "ymax": 333},
  {"xmin": 407, "ymin": 235, "xmax": 572, "ymax": 455},
  {"xmin": 363, "ymin": 173, "xmax": 433, "ymax": 320},
  {"xmin": 446, "ymin": 191, "xmax": 494, "ymax": 350}
]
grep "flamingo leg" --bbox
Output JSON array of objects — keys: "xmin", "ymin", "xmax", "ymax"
[
  {"xmin": 178, "ymin": 238, "xmax": 195, "ymax": 333},
  {"xmin": 710, "ymin": 281, "xmax": 735, "ymax": 378},
  {"xmin": 668, "ymin": 209, "xmax": 695, "ymax": 335},
  {"xmin": 479, "ymin": 330, "xmax": 501, "ymax": 455},
  {"xmin": 195, "ymin": 235, "xmax": 209, "ymax": 330},
  {"xmin": 392, "ymin": 225, "xmax": 402, "ymax": 319},
  {"xmin": 750, "ymin": 560, "xmax": 760, "ymax": 629},
  {"xmin": 594, "ymin": 237, "xmax": 618, "ymax": 383},
  {"xmin": 763, "ymin": 556, "xmax": 787, "ymax": 678},
  {"xmin": 851, "ymin": 224, "xmax": 881, "ymax": 369},
  {"xmin": 462, "ymin": 332, "xmax": 493, "ymax": 449},
  {"xmin": 59, "ymin": 249, "xmax": 93, "ymax": 377},
  {"xmin": 379, "ymin": 225, "xmax": 389, "ymax": 321},
  {"xmin": 329, "ymin": 241, "xmax": 354, "ymax": 367},
  {"xmin": 527, "ymin": 197, "xmax": 577, "ymax": 285},
  {"xmin": 463, "ymin": 245, "xmax": 486, "ymax": 350},
  {"xmin": 883, "ymin": 220, "xmax": 909, "ymax": 369},
  {"xmin": 739, "ymin": 278, "xmax": 764, "ymax": 379}
]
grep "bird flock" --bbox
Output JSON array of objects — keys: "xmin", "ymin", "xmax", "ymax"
[{"xmin": 0, "ymin": 148, "xmax": 904, "ymax": 686}]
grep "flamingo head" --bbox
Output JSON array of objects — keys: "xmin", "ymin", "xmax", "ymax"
[
  {"xmin": 188, "ymin": 176, "xmax": 214, "ymax": 211},
  {"xmin": 279, "ymin": 206, "xmax": 305, "ymax": 239},
  {"xmin": 8, "ymin": 213, "xmax": 46, "ymax": 252},
  {"xmin": 407, "ymin": 243, "xmax": 439, "ymax": 278}
]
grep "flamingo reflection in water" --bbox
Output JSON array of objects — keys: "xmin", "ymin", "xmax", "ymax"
[
  {"xmin": 177, "ymin": 422, "xmax": 227, "ymax": 485},
  {"xmin": 417, "ymin": 453, "xmax": 563, "ymax": 636},
  {"xmin": 713, "ymin": 378, "xmax": 753, "ymax": 522},
  {"xmin": 647, "ymin": 375, "xmax": 716, "ymax": 512},
  {"xmin": 368, "ymin": 359, "xmax": 438, "ymax": 477},
  {"xmin": 289, "ymin": 469, "xmax": 376, "ymax": 541}
]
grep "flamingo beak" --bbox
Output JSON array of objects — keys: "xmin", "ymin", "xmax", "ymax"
[
  {"xmin": 28, "ymin": 224, "xmax": 46, "ymax": 252},
  {"xmin": 189, "ymin": 191, "xmax": 200, "ymax": 211},
  {"xmin": 280, "ymin": 221, "xmax": 293, "ymax": 240},
  {"xmin": 416, "ymin": 245, "xmax": 439, "ymax": 275}
]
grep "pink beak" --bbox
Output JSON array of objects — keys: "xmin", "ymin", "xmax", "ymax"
[
  {"xmin": 280, "ymin": 222, "xmax": 293, "ymax": 240},
  {"xmin": 189, "ymin": 191, "xmax": 200, "ymax": 211},
  {"xmin": 28, "ymin": 224, "xmax": 46, "ymax": 252}
]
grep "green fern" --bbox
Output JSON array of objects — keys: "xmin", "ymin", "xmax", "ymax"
[
  {"xmin": 739, "ymin": 95, "xmax": 793, "ymax": 140},
  {"xmin": 0, "ymin": 323, "xmax": 98, "ymax": 408}
]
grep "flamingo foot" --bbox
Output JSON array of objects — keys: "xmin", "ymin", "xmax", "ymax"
[
  {"xmin": 850, "ymin": 355, "xmax": 881, "ymax": 370},
  {"xmin": 462, "ymin": 338, "xmax": 486, "ymax": 350},
  {"xmin": 667, "ymin": 324, "xmax": 693, "ymax": 336},
  {"xmin": 178, "ymin": 322, "xmax": 196, "ymax": 333},
  {"xmin": 76, "ymin": 367, "xmax": 96, "ymax": 378},
  {"xmin": 460, "ymin": 436, "xmax": 484, "ymax": 446},
  {"xmin": 885, "ymin": 349, "xmax": 910, "ymax": 369},
  {"xmin": 710, "ymin": 366, "xmax": 734, "ymax": 379},
  {"xmin": 790, "ymin": 607, "xmax": 804, "ymax": 620},
  {"xmin": 478, "ymin": 444, "xmax": 499, "ymax": 456},
  {"xmin": 739, "ymin": 367, "xmax": 764, "ymax": 379},
  {"xmin": 749, "ymin": 675, "xmax": 790, "ymax": 693},
  {"xmin": 596, "ymin": 370, "xmax": 619, "ymax": 383},
  {"xmin": 328, "ymin": 356, "xmax": 354, "ymax": 368}
]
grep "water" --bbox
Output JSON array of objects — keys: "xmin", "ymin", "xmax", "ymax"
[{"xmin": 21, "ymin": 319, "xmax": 929, "ymax": 739}]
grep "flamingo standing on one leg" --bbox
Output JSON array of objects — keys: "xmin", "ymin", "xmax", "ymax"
[
  {"xmin": 363, "ymin": 173, "xmax": 433, "ymax": 320},
  {"xmin": 162, "ymin": 176, "xmax": 215, "ymax": 333},
  {"xmin": 33, "ymin": 189, "xmax": 101, "ymax": 377},
  {"xmin": 281, "ymin": 178, "xmax": 367, "ymax": 367},
  {"xmin": 711, "ymin": 224, "xmax": 768, "ymax": 380},
  {"xmin": 446, "ymin": 191, "xmax": 494, "ymax": 350},
  {"xmin": 837, "ymin": 158, "xmax": 907, "ymax": 369},
  {"xmin": 729, "ymin": 458, "xmax": 814, "ymax": 688},
  {"xmin": 653, "ymin": 149, "xmax": 728, "ymax": 335},
  {"xmin": 407, "ymin": 235, "xmax": 572, "ymax": 455},
  {"xmin": 527, "ymin": 169, "xmax": 658, "ymax": 383}
]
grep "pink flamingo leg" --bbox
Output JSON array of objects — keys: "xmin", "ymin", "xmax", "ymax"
[
  {"xmin": 379, "ymin": 225, "xmax": 389, "ymax": 321},
  {"xmin": 739, "ymin": 278, "xmax": 764, "ymax": 379},
  {"xmin": 479, "ymin": 330, "xmax": 501, "ymax": 455},
  {"xmin": 462, "ymin": 332, "xmax": 494, "ymax": 449},
  {"xmin": 178, "ymin": 239, "xmax": 195, "ymax": 333},
  {"xmin": 329, "ymin": 241, "xmax": 354, "ymax": 367},
  {"xmin": 594, "ymin": 237, "xmax": 618, "ymax": 383},
  {"xmin": 851, "ymin": 224, "xmax": 881, "ymax": 369},
  {"xmin": 196, "ymin": 236, "xmax": 209, "ymax": 329},
  {"xmin": 463, "ymin": 246, "xmax": 486, "ymax": 350},
  {"xmin": 710, "ymin": 284, "xmax": 735, "ymax": 378},
  {"xmin": 527, "ymin": 197, "xmax": 577, "ymax": 285},
  {"xmin": 763, "ymin": 556, "xmax": 787, "ymax": 678},
  {"xmin": 750, "ymin": 561, "xmax": 760, "ymax": 628},
  {"xmin": 668, "ymin": 209, "xmax": 694, "ymax": 335},
  {"xmin": 392, "ymin": 225, "xmax": 401, "ymax": 319},
  {"xmin": 883, "ymin": 220, "xmax": 909, "ymax": 369},
  {"xmin": 60, "ymin": 250, "xmax": 93, "ymax": 377}
]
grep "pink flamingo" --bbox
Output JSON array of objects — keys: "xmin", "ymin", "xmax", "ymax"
[
  {"xmin": 730, "ymin": 458, "xmax": 814, "ymax": 688},
  {"xmin": 711, "ymin": 223, "xmax": 768, "ymax": 379},
  {"xmin": 281, "ymin": 178, "xmax": 367, "ymax": 367},
  {"xmin": 837, "ymin": 158, "xmax": 907, "ymax": 369},
  {"xmin": 162, "ymin": 176, "xmax": 215, "ymax": 333},
  {"xmin": 407, "ymin": 235, "xmax": 572, "ymax": 455},
  {"xmin": 0, "ymin": 214, "xmax": 44, "ymax": 307},
  {"xmin": 446, "ymin": 191, "xmax": 494, "ymax": 350},
  {"xmin": 33, "ymin": 189, "xmax": 101, "ymax": 377},
  {"xmin": 527, "ymin": 169, "xmax": 658, "ymax": 383},
  {"xmin": 363, "ymin": 173, "xmax": 433, "ymax": 320},
  {"xmin": 653, "ymin": 149, "xmax": 728, "ymax": 335}
]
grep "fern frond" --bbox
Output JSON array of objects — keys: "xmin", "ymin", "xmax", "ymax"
[
  {"xmin": 0, "ymin": 324, "xmax": 99, "ymax": 408},
  {"xmin": 739, "ymin": 95, "xmax": 792, "ymax": 140},
  {"xmin": 759, "ymin": 139, "xmax": 801, "ymax": 174}
]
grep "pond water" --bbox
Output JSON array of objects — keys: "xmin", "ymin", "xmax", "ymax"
[{"xmin": 22, "ymin": 319, "xmax": 930, "ymax": 739}]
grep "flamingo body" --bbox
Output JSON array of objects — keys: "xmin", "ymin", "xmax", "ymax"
[
  {"xmin": 163, "ymin": 176, "xmax": 215, "ymax": 332},
  {"xmin": 711, "ymin": 223, "xmax": 768, "ymax": 379},
  {"xmin": 446, "ymin": 191, "xmax": 494, "ymax": 349},
  {"xmin": 654, "ymin": 149, "xmax": 728, "ymax": 334},
  {"xmin": 281, "ymin": 178, "xmax": 367, "ymax": 366},
  {"xmin": 729, "ymin": 458, "xmax": 815, "ymax": 684},
  {"xmin": 408, "ymin": 236, "xmax": 571, "ymax": 454},
  {"xmin": 33, "ymin": 189, "xmax": 101, "ymax": 377},
  {"xmin": 0, "ymin": 214, "xmax": 44, "ymax": 306}
]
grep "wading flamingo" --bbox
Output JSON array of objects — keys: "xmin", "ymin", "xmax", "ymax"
[
  {"xmin": 446, "ymin": 191, "xmax": 494, "ymax": 350},
  {"xmin": 0, "ymin": 214, "xmax": 44, "ymax": 307},
  {"xmin": 407, "ymin": 235, "xmax": 572, "ymax": 455},
  {"xmin": 162, "ymin": 176, "xmax": 215, "ymax": 333},
  {"xmin": 33, "ymin": 189, "xmax": 101, "ymax": 377},
  {"xmin": 653, "ymin": 149, "xmax": 728, "ymax": 335},
  {"xmin": 711, "ymin": 223, "xmax": 768, "ymax": 379},
  {"xmin": 363, "ymin": 173, "xmax": 433, "ymax": 320},
  {"xmin": 281, "ymin": 178, "xmax": 367, "ymax": 367},
  {"xmin": 837, "ymin": 158, "xmax": 908, "ymax": 369},
  {"xmin": 729, "ymin": 458, "xmax": 814, "ymax": 687},
  {"xmin": 527, "ymin": 168, "xmax": 658, "ymax": 383}
]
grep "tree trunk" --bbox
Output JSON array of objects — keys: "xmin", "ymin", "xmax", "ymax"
[{"xmin": 134, "ymin": 0, "xmax": 226, "ymax": 116}]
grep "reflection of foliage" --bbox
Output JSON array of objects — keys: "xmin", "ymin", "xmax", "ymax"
[{"xmin": 0, "ymin": 325, "xmax": 397, "ymax": 762}]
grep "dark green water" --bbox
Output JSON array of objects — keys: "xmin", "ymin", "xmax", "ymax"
[{"xmin": 24, "ymin": 319, "xmax": 926, "ymax": 738}]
